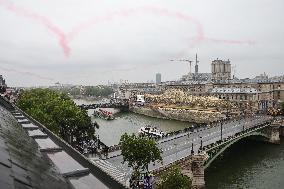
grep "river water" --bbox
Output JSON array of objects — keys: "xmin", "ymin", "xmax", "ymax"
[
  {"xmin": 73, "ymin": 99, "xmax": 191, "ymax": 146},
  {"xmin": 74, "ymin": 99, "xmax": 284, "ymax": 188},
  {"xmin": 205, "ymin": 137, "xmax": 284, "ymax": 189}
]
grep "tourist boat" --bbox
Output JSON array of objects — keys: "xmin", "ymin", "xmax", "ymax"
[
  {"xmin": 93, "ymin": 109, "xmax": 115, "ymax": 120},
  {"xmin": 138, "ymin": 126, "xmax": 167, "ymax": 138}
]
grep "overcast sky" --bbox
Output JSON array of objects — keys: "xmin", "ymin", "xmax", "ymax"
[{"xmin": 0, "ymin": 0, "xmax": 283, "ymax": 87}]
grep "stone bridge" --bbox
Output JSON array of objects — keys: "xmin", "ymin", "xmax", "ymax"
[
  {"xmin": 95, "ymin": 115, "xmax": 283, "ymax": 188},
  {"xmin": 79, "ymin": 100, "xmax": 129, "ymax": 111},
  {"xmin": 151, "ymin": 117, "xmax": 284, "ymax": 189}
]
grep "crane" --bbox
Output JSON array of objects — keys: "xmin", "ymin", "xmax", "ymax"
[
  {"xmin": 170, "ymin": 59, "xmax": 193, "ymax": 74},
  {"xmin": 232, "ymin": 65, "xmax": 237, "ymax": 79}
]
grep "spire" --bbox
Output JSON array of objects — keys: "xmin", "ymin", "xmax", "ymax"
[{"xmin": 195, "ymin": 53, "xmax": 199, "ymax": 74}]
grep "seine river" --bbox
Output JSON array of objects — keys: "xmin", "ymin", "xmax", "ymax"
[
  {"xmin": 73, "ymin": 98, "xmax": 191, "ymax": 146},
  {"xmin": 206, "ymin": 137, "xmax": 284, "ymax": 189},
  {"xmin": 74, "ymin": 99, "xmax": 284, "ymax": 188}
]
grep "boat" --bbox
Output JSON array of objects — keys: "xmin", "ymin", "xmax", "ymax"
[
  {"xmin": 93, "ymin": 109, "xmax": 115, "ymax": 120},
  {"xmin": 138, "ymin": 126, "xmax": 167, "ymax": 138}
]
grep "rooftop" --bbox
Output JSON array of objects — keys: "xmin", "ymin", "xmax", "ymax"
[
  {"xmin": 210, "ymin": 87, "xmax": 258, "ymax": 94},
  {"xmin": 0, "ymin": 97, "xmax": 126, "ymax": 189}
]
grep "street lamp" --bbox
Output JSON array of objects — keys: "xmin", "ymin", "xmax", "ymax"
[
  {"xmin": 199, "ymin": 136, "xmax": 203, "ymax": 151},
  {"xmin": 221, "ymin": 121, "xmax": 223, "ymax": 141},
  {"xmin": 174, "ymin": 143, "xmax": 178, "ymax": 160}
]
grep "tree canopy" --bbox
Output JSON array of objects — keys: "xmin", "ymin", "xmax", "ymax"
[
  {"xmin": 120, "ymin": 133, "xmax": 162, "ymax": 174},
  {"xmin": 17, "ymin": 88, "xmax": 97, "ymax": 145},
  {"xmin": 84, "ymin": 86, "xmax": 113, "ymax": 97},
  {"xmin": 156, "ymin": 166, "xmax": 192, "ymax": 189}
]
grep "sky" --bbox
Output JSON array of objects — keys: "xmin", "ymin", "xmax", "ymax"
[{"xmin": 0, "ymin": 0, "xmax": 283, "ymax": 87}]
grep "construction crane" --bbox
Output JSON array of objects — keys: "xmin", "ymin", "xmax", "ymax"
[
  {"xmin": 232, "ymin": 65, "xmax": 237, "ymax": 79},
  {"xmin": 170, "ymin": 59, "xmax": 193, "ymax": 74}
]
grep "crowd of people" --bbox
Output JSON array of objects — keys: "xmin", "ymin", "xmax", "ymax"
[
  {"xmin": 130, "ymin": 173, "xmax": 154, "ymax": 189},
  {"xmin": 74, "ymin": 137, "xmax": 109, "ymax": 157}
]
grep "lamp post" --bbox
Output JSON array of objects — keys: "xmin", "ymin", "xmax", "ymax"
[
  {"xmin": 199, "ymin": 136, "xmax": 203, "ymax": 151},
  {"xmin": 241, "ymin": 107, "xmax": 245, "ymax": 132},
  {"xmin": 221, "ymin": 121, "xmax": 223, "ymax": 141}
]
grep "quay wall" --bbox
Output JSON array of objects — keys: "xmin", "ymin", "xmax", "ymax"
[{"xmin": 130, "ymin": 106, "xmax": 223, "ymax": 123}]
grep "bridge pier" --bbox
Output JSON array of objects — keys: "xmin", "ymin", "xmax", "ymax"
[
  {"xmin": 280, "ymin": 126, "xmax": 284, "ymax": 137},
  {"xmin": 191, "ymin": 153, "xmax": 207, "ymax": 189},
  {"xmin": 267, "ymin": 123, "xmax": 280, "ymax": 144},
  {"xmin": 279, "ymin": 122, "xmax": 284, "ymax": 137}
]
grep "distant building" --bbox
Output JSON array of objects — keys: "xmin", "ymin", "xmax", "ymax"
[
  {"xmin": 156, "ymin": 73, "xmax": 161, "ymax": 84},
  {"xmin": 211, "ymin": 59, "xmax": 232, "ymax": 83},
  {"xmin": 0, "ymin": 75, "xmax": 7, "ymax": 94}
]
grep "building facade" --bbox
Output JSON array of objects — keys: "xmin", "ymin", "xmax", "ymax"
[
  {"xmin": 156, "ymin": 73, "xmax": 161, "ymax": 84},
  {"xmin": 163, "ymin": 81, "xmax": 284, "ymax": 112}
]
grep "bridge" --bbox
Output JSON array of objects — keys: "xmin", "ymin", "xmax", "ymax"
[
  {"xmin": 89, "ymin": 115, "xmax": 284, "ymax": 188},
  {"xmin": 79, "ymin": 99, "xmax": 129, "ymax": 110}
]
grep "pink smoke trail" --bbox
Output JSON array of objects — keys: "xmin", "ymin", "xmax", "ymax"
[
  {"xmin": 0, "ymin": 0, "xmax": 255, "ymax": 58},
  {"xmin": 67, "ymin": 6, "xmax": 205, "ymax": 50},
  {"xmin": 0, "ymin": 65, "xmax": 54, "ymax": 80},
  {"xmin": 0, "ymin": 0, "xmax": 70, "ymax": 56}
]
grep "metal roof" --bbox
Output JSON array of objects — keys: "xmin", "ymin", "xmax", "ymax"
[
  {"xmin": 0, "ymin": 99, "xmax": 121, "ymax": 189},
  {"xmin": 0, "ymin": 105, "xmax": 72, "ymax": 189},
  {"xmin": 210, "ymin": 87, "xmax": 258, "ymax": 94}
]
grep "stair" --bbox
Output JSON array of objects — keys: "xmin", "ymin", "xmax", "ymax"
[{"xmin": 92, "ymin": 159, "xmax": 126, "ymax": 184}]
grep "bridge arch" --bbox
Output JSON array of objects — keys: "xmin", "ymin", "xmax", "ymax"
[{"xmin": 204, "ymin": 132, "xmax": 270, "ymax": 169}]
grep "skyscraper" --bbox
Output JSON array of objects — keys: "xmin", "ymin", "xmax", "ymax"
[{"xmin": 156, "ymin": 73, "xmax": 161, "ymax": 84}]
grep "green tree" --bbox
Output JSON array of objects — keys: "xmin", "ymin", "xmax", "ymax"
[
  {"xmin": 84, "ymin": 86, "xmax": 113, "ymax": 97},
  {"xmin": 157, "ymin": 166, "xmax": 192, "ymax": 189},
  {"xmin": 120, "ymin": 133, "xmax": 162, "ymax": 184},
  {"xmin": 17, "ymin": 88, "xmax": 97, "ymax": 145}
]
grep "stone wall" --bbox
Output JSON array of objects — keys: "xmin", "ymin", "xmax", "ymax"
[{"xmin": 130, "ymin": 106, "xmax": 223, "ymax": 123}]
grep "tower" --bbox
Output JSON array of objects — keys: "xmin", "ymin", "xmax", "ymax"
[
  {"xmin": 211, "ymin": 58, "xmax": 231, "ymax": 83},
  {"xmin": 156, "ymin": 73, "xmax": 161, "ymax": 84}
]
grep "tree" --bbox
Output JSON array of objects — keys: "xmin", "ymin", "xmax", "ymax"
[
  {"xmin": 84, "ymin": 86, "xmax": 113, "ymax": 97},
  {"xmin": 17, "ymin": 88, "xmax": 97, "ymax": 145},
  {"xmin": 120, "ymin": 133, "xmax": 162, "ymax": 185},
  {"xmin": 156, "ymin": 166, "xmax": 192, "ymax": 189}
]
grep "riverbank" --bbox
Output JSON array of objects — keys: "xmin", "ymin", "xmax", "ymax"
[{"xmin": 130, "ymin": 106, "xmax": 224, "ymax": 123}]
